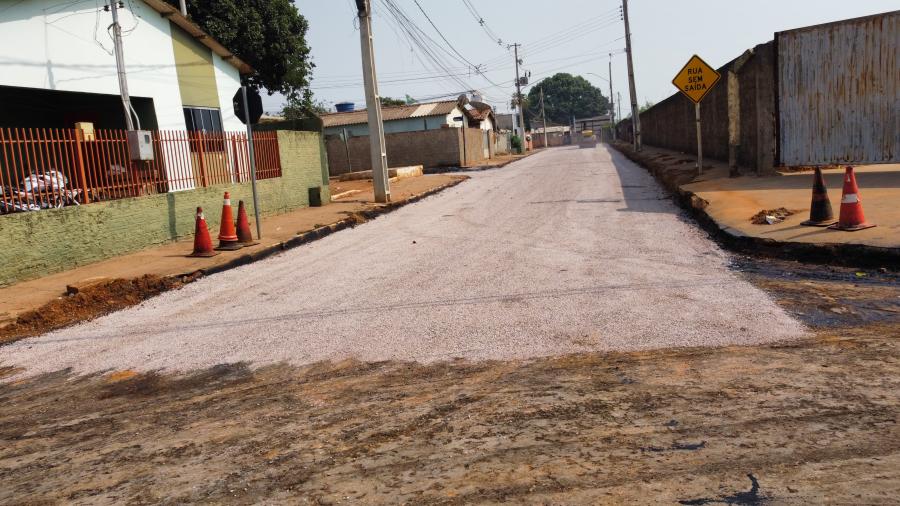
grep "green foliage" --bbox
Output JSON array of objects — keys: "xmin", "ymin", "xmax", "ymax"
[
  {"xmin": 174, "ymin": 0, "xmax": 314, "ymax": 104},
  {"xmin": 510, "ymin": 135, "xmax": 523, "ymax": 151},
  {"xmin": 282, "ymin": 98, "xmax": 329, "ymax": 120},
  {"xmin": 380, "ymin": 97, "xmax": 407, "ymax": 107},
  {"xmin": 525, "ymin": 73, "xmax": 609, "ymax": 125}
]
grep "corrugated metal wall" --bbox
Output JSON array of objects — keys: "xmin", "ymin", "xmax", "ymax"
[{"xmin": 777, "ymin": 11, "xmax": 899, "ymax": 165}]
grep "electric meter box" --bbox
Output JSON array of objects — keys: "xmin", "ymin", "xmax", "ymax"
[{"xmin": 126, "ymin": 130, "xmax": 154, "ymax": 161}]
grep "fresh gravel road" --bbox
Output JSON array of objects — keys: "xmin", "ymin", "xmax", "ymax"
[{"xmin": 3, "ymin": 146, "xmax": 807, "ymax": 377}]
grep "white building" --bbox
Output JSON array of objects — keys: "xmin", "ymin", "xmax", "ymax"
[
  {"xmin": 0, "ymin": 0, "xmax": 250, "ymax": 132},
  {"xmin": 321, "ymin": 100, "xmax": 496, "ymax": 138}
]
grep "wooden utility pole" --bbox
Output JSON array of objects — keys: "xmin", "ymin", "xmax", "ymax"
[
  {"xmin": 622, "ymin": 0, "xmax": 641, "ymax": 151},
  {"xmin": 356, "ymin": 0, "xmax": 390, "ymax": 202},
  {"xmin": 540, "ymin": 86, "xmax": 548, "ymax": 148}
]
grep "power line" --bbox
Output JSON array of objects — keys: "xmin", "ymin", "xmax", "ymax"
[
  {"xmin": 460, "ymin": 0, "xmax": 502, "ymax": 46},
  {"xmin": 410, "ymin": 0, "xmax": 502, "ymax": 88}
]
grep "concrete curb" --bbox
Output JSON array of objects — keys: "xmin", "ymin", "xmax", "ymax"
[
  {"xmin": 423, "ymin": 150, "xmax": 540, "ymax": 174},
  {"xmin": 176, "ymin": 176, "xmax": 470, "ymax": 280},
  {"xmin": 612, "ymin": 144, "xmax": 900, "ymax": 270}
]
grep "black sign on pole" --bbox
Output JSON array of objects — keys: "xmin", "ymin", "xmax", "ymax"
[{"xmin": 233, "ymin": 87, "xmax": 263, "ymax": 125}]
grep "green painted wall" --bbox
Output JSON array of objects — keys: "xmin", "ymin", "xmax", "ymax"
[
  {"xmin": 170, "ymin": 21, "xmax": 220, "ymax": 109},
  {"xmin": 0, "ymin": 131, "xmax": 330, "ymax": 287}
]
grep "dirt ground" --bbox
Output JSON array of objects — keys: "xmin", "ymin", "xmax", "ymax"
[
  {"xmin": 1, "ymin": 258, "xmax": 898, "ymax": 504},
  {"xmin": 0, "ymin": 275, "xmax": 187, "ymax": 346}
]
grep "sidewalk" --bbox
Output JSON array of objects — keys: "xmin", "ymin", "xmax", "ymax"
[
  {"xmin": 0, "ymin": 174, "xmax": 466, "ymax": 327},
  {"xmin": 613, "ymin": 143, "xmax": 900, "ymax": 266}
]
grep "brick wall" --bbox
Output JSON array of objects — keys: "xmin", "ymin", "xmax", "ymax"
[
  {"xmin": 325, "ymin": 127, "xmax": 490, "ymax": 175},
  {"xmin": 0, "ymin": 130, "xmax": 330, "ymax": 286},
  {"xmin": 617, "ymin": 42, "xmax": 776, "ymax": 173}
]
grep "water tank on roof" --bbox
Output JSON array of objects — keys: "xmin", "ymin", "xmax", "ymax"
[{"xmin": 335, "ymin": 102, "xmax": 355, "ymax": 112}]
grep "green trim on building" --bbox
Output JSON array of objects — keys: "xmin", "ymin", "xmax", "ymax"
[{"xmin": 170, "ymin": 21, "xmax": 220, "ymax": 109}]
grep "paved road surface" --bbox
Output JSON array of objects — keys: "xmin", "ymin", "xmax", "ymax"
[{"xmin": 3, "ymin": 146, "xmax": 807, "ymax": 377}]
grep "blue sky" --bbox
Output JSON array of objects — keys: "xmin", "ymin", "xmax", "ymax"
[{"xmin": 275, "ymin": 0, "xmax": 897, "ymax": 119}]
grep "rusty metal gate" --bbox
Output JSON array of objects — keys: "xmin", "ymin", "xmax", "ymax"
[{"xmin": 776, "ymin": 11, "xmax": 899, "ymax": 166}]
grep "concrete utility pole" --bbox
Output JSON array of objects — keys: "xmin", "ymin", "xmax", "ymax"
[
  {"xmin": 540, "ymin": 86, "xmax": 548, "ymax": 148},
  {"xmin": 608, "ymin": 54, "xmax": 615, "ymax": 140},
  {"xmin": 617, "ymin": 92, "xmax": 622, "ymax": 123},
  {"xmin": 356, "ymin": 0, "xmax": 390, "ymax": 203},
  {"xmin": 511, "ymin": 43, "xmax": 526, "ymax": 144},
  {"xmin": 622, "ymin": 0, "xmax": 641, "ymax": 151},
  {"xmin": 108, "ymin": 1, "xmax": 137, "ymax": 130},
  {"xmin": 178, "ymin": 0, "xmax": 187, "ymax": 16}
]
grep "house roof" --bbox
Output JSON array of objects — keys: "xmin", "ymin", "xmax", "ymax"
[
  {"xmin": 320, "ymin": 101, "xmax": 459, "ymax": 128},
  {"xmin": 462, "ymin": 101, "xmax": 493, "ymax": 121},
  {"xmin": 142, "ymin": 0, "xmax": 253, "ymax": 75}
]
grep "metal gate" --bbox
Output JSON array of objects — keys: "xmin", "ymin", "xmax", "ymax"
[{"xmin": 776, "ymin": 11, "xmax": 898, "ymax": 165}]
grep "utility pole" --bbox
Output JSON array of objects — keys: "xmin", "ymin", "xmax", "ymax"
[
  {"xmin": 540, "ymin": 86, "xmax": 548, "ymax": 148},
  {"xmin": 356, "ymin": 0, "xmax": 390, "ymax": 203},
  {"xmin": 510, "ymin": 43, "xmax": 526, "ymax": 146},
  {"xmin": 108, "ymin": 1, "xmax": 137, "ymax": 130},
  {"xmin": 178, "ymin": 0, "xmax": 187, "ymax": 16},
  {"xmin": 608, "ymin": 54, "xmax": 615, "ymax": 140},
  {"xmin": 617, "ymin": 92, "xmax": 622, "ymax": 125},
  {"xmin": 622, "ymin": 0, "xmax": 641, "ymax": 151}
]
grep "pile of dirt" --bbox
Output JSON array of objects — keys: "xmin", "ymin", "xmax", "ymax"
[
  {"xmin": 751, "ymin": 207, "xmax": 796, "ymax": 225},
  {"xmin": 0, "ymin": 275, "xmax": 186, "ymax": 346}
]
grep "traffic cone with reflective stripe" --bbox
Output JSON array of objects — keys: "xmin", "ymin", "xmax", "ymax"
[
  {"xmin": 828, "ymin": 166, "xmax": 875, "ymax": 232},
  {"xmin": 235, "ymin": 200, "xmax": 258, "ymax": 245},
  {"xmin": 216, "ymin": 192, "xmax": 243, "ymax": 250},
  {"xmin": 188, "ymin": 207, "xmax": 219, "ymax": 257},
  {"xmin": 801, "ymin": 167, "xmax": 836, "ymax": 227}
]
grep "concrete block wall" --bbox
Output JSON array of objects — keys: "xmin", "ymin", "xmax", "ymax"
[
  {"xmin": 460, "ymin": 128, "xmax": 489, "ymax": 165},
  {"xmin": 325, "ymin": 127, "xmax": 491, "ymax": 176},
  {"xmin": 617, "ymin": 42, "xmax": 776, "ymax": 173},
  {"xmin": 0, "ymin": 130, "xmax": 330, "ymax": 286}
]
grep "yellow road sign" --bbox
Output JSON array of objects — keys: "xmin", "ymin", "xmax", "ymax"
[{"xmin": 672, "ymin": 55, "xmax": 721, "ymax": 103}]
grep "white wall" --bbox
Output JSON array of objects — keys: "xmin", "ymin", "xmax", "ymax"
[
  {"xmin": 212, "ymin": 53, "xmax": 246, "ymax": 132},
  {"xmin": 0, "ymin": 0, "xmax": 242, "ymax": 131}
]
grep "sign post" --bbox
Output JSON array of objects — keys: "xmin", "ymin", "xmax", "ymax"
[
  {"xmin": 233, "ymin": 87, "xmax": 264, "ymax": 239},
  {"xmin": 672, "ymin": 55, "xmax": 721, "ymax": 176}
]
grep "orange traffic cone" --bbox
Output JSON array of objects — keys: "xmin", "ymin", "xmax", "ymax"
[
  {"xmin": 801, "ymin": 167, "xmax": 836, "ymax": 227},
  {"xmin": 216, "ymin": 192, "xmax": 243, "ymax": 250},
  {"xmin": 188, "ymin": 207, "xmax": 219, "ymax": 257},
  {"xmin": 235, "ymin": 200, "xmax": 258, "ymax": 245},
  {"xmin": 828, "ymin": 166, "xmax": 875, "ymax": 232}
]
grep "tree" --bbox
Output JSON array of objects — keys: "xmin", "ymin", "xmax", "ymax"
[
  {"xmin": 380, "ymin": 97, "xmax": 407, "ymax": 107},
  {"xmin": 525, "ymin": 73, "xmax": 609, "ymax": 126},
  {"xmin": 282, "ymin": 98, "xmax": 329, "ymax": 120},
  {"xmin": 171, "ymin": 0, "xmax": 314, "ymax": 104}
]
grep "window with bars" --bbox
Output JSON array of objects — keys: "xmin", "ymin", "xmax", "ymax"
[{"xmin": 183, "ymin": 107, "xmax": 224, "ymax": 152}]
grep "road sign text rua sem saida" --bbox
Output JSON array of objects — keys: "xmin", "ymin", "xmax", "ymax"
[{"xmin": 672, "ymin": 55, "xmax": 721, "ymax": 104}]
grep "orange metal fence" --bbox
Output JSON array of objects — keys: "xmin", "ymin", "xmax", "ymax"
[{"xmin": 0, "ymin": 128, "xmax": 281, "ymax": 215}]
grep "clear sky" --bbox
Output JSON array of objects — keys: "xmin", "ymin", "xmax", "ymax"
[{"xmin": 276, "ymin": 0, "xmax": 897, "ymax": 119}]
